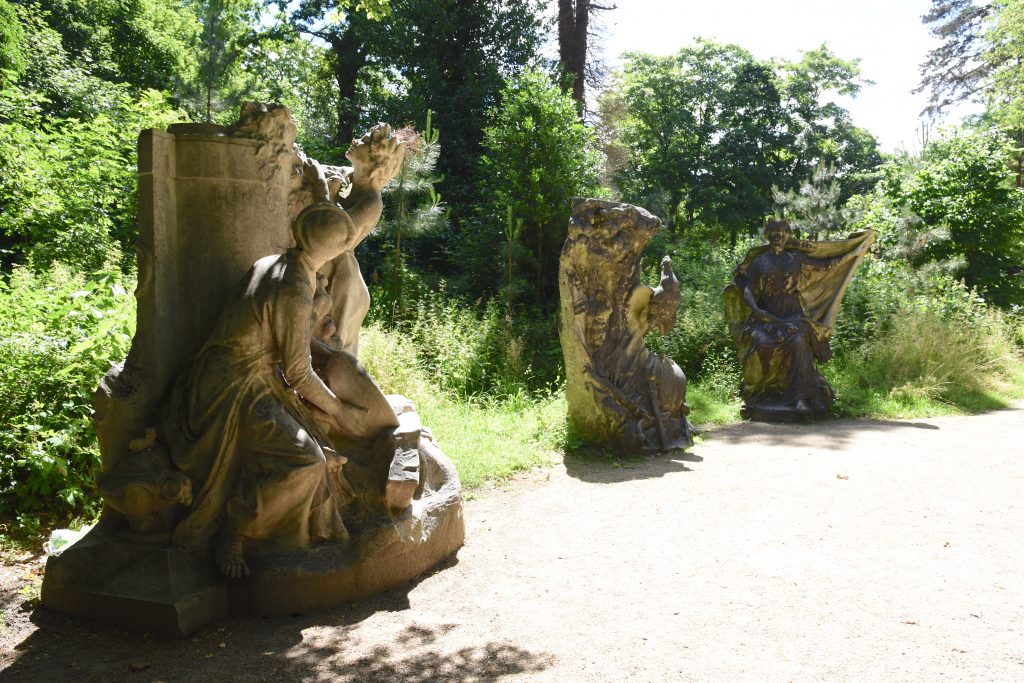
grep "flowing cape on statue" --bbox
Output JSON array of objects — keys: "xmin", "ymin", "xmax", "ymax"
[{"xmin": 722, "ymin": 229, "xmax": 877, "ymax": 342}]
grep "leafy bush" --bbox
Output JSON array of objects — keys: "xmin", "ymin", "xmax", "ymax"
[
  {"xmin": 827, "ymin": 247, "xmax": 1023, "ymax": 415},
  {"xmin": 645, "ymin": 235, "xmax": 753, "ymax": 393},
  {"xmin": 0, "ymin": 265, "xmax": 135, "ymax": 531},
  {"xmin": 358, "ymin": 311, "xmax": 563, "ymax": 489},
  {"xmin": 0, "ymin": 3, "xmax": 186, "ymax": 272},
  {"xmin": 877, "ymin": 128, "xmax": 1024, "ymax": 308},
  {"xmin": 403, "ymin": 286, "xmax": 542, "ymax": 398},
  {"xmin": 466, "ymin": 67, "xmax": 604, "ymax": 309}
]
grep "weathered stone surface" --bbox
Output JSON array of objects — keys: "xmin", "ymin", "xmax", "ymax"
[
  {"xmin": 42, "ymin": 105, "xmax": 464, "ymax": 636},
  {"xmin": 41, "ymin": 535, "xmax": 227, "ymax": 638},
  {"xmin": 722, "ymin": 220, "xmax": 876, "ymax": 421},
  {"xmin": 44, "ymin": 424, "xmax": 463, "ymax": 636},
  {"xmin": 558, "ymin": 198, "xmax": 693, "ymax": 453}
]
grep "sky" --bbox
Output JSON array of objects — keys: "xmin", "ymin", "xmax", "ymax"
[{"xmin": 596, "ymin": 0, "xmax": 982, "ymax": 153}]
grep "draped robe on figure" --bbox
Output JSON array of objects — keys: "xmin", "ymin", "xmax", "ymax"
[{"xmin": 722, "ymin": 230, "xmax": 876, "ymax": 414}]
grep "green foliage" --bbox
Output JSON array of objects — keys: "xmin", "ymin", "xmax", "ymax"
[
  {"xmin": 825, "ymin": 241, "xmax": 1023, "ymax": 416},
  {"xmin": 612, "ymin": 41, "xmax": 881, "ymax": 241},
  {"xmin": 23, "ymin": 0, "xmax": 198, "ymax": 94},
  {"xmin": 616, "ymin": 41, "xmax": 785, "ymax": 236},
  {"xmin": 357, "ymin": 318, "xmax": 563, "ymax": 489},
  {"xmin": 878, "ymin": 127, "xmax": 1024, "ymax": 307},
  {"xmin": 0, "ymin": 3, "xmax": 186, "ymax": 270},
  {"xmin": 0, "ymin": 265, "xmax": 135, "ymax": 529},
  {"xmin": 644, "ymin": 235, "xmax": 752, "ymax": 384},
  {"xmin": 468, "ymin": 68, "xmax": 603, "ymax": 309},
  {"xmin": 0, "ymin": 0, "xmax": 25, "ymax": 80},
  {"xmin": 403, "ymin": 288, "xmax": 542, "ymax": 399},
  {"xmin": 829, "ymin": 307, "xmax": 1022, "ymax": 417},
  {"xmin": 917, "ymin": 0, "xmax": 1024, "ymax": 130},
  {"xmin": 179, "ymin": 0, "xmax": 261, "ymax": 123},
  {"xmin": 241, "ymin": 30, "xmax": 338, "ymax": 149},
  {"xmin": 374, "ymin": 115, "xmax": 447, "ymax": 315},
  {"xmin": 773, "ymin": 163, "xmax": 859, "ymax": 240},
  {"xmin": 0, "ymin": 83, "xmax": 185, "ymax": 270},
  {"xmin": 359, "ymin": 0, "xmax": 544, "ymax": 225},
  {"xmin": 416, "ymin": 393, "xmax": 562, "ymax": 489}
]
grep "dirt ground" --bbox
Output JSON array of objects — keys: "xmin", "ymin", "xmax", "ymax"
[{"xmin": 2, "ymin": 405, "xmax": 1023, "ymax": 682}]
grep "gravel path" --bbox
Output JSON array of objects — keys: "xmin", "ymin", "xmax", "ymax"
[{"xmin": 3, "ymin": 405, "xmax": 1023, "ymax": 682}]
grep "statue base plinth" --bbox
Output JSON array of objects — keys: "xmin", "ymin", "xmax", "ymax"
[
  {"xmin": 229, "ymin": 493, "xmax": 464, "ymax": 616},
  {"xmin": 741, "ymin": 402, "xmax": 830, "ymax": 422},
  {"xmin": 41, "ymin": 530, "xmax": 228, "ymax": 637},
  {"xmin": 43, "ymin": 437, "xmax": 464, "ymax": 636}
]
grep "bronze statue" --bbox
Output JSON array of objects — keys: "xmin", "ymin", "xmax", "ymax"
[
  {"xmin": 723, "ymin": 220, "xmax": 875, "ymax": 421},
  {"xmin": 559, "ymin": 198, "xmax": 693, "ymax": 453}
]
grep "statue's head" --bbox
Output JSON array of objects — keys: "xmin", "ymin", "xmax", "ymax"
[
  {"xmin": 765, "ymin": 219, "xmax": 791, "ymax": 252},
  {"xmin": 291, "ymin": 202, "xmax": 355, "ymax": 268}
]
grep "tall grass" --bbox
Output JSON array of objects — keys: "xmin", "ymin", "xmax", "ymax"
[
  {"xmin": 359, "ymin": 321, "xmax": 564, "ymax": 489},
  {"xmin": 829, "ymin": 307, "xmax": 1023, "ymax": 416}
]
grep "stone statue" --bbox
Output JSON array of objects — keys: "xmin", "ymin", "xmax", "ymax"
[
  {"xmin": 559, "ymin": 198, "xmax": 693, "ymax": 453},
  {"xmin": 722, "ymin": 219, "xmax": 876, "ymax": 421},
  {"xmin": 42, "ymin": 107, "xmax": 464, "ymax": 636},
  {"xmin": 163, "ymin": 202, "xmax": 363, "ymax": 578}
]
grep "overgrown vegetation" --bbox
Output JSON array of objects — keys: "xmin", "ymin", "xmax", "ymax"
[
  {"xmin": 0, "ymin": 0, "xmax": 1022, "ymax": 540},
  {"xmin": 0, "ymin": 265, "xmax": 134, "ymax": 535}
]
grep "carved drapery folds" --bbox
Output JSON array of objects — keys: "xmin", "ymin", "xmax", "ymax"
[
  {"xmin": 42, "ymin": 105, "xmax": 464, "ymax": 636},
  {"xmin": 559, "ymin": 198, "xmax": 693, "ymax": 453}
]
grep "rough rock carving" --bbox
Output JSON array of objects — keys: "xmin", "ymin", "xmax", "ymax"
[
  {"xmin": 42, "ymin": 105, "xmax": 464, "ymax": 636},
  {"xmin": 559, "ymin": 198, "xmax": 693, "ymax": 453},
  {"xmin": 723, "ymin": 219, "xmax": 876, "ymax": 421}
]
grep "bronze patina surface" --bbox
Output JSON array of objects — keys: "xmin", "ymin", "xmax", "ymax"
[{"xmin": 723, "ymin": 220, "xmax": 875, "ymax": 421}]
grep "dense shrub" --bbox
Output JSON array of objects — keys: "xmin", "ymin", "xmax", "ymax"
[
  {"xmin": 465, "ymin": 68, "xmax": 604, "ymax": 309},
  {"xmin": 0, "ymin": 266, "xmax": 134, "ymax": 532},
  {"xmin": 0, "ymin": 4, "xmax": 186, "ymax": 272},
  {"xmin": 877, "ymin": 128, "xmax": 1024, "ymax": 308},
  {"xmin": 827, "ymin": 243, "xmax": 1022, "ymax": 414}
]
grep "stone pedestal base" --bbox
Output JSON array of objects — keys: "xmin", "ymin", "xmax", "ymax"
[
  {"xmin": 41, "ymin": 533, "xmax": 228, "ymax": 638},
  {"xmin": 229, "ymin": 492, "xmax": 464, "ymax": 616},
  {"xmin": 741, "ymin": 402, "xmax": 830, "ymax": 422},
  {"xmin": 42, "ymin": 436, "xmax": 464, "ymax": 636}
]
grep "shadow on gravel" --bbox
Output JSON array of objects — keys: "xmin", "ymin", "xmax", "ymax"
[
  {"xmin": 700, "ymin": 416, "xmax": 941, "ymax": 451},
  {"xmin": 2, "ymin": 555, "xmax": 553, "ymax": 683},
  {"xmin": 564, "ymin": 450, "xmax": 701, "ymax": 484},
  {"xmin": 562, "ymin": 415, "xmax": 947, "ymax": 483}
]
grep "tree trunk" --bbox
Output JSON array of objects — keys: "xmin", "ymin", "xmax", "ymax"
[
  {"xmin": 558, "ymin": 0, "xmax": 590, "ymax": 114},
  {"xmin": 535, "ymin": 223, "xmax": 544, "ymax": 303},
  {"xmin": 328, "ymin": 25, "xmax": 367, "ymax": 147},
  {"xmin": 667, "ymin": 191, "xmax": 682, "ymax": 235}
]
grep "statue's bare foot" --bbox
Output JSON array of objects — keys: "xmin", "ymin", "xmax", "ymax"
[{"xmin": 215, "ymin": 533, "xmax": 249, "ymax": 579}]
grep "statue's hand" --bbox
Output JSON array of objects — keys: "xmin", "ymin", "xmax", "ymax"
[
  {"xmin": 322, "ymin": 447, "xmax": 348, "ymax": 474},
  {"xmin": 752, "ymin": 307, "xmax": 779, "ymax": 324},
  {"xmin": 345, "ymin": 124, "xmax": 406, "ymax": 193}
]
